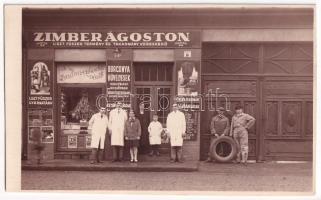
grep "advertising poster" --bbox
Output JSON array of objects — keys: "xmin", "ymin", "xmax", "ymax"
[
  {"xmin": 183, "ymin": 111, "xmax": 198, "ymax": 141},
  {"xmin": 85, "ymin": 135, "xmax": 92, "ymax": 149},
  {"xmin": 67, "ymin": 135, "xmax": 78, "ymax": 149},
  {"xmin": 28, "ymin": 60, "xmax": 53, "ymax": 107},
  {"xmin": 28, "ymin": 126, "xmax": 41, "ymax": 143},
  {"xmin": 176, "ymin": 60, "xmax": 200, "ymax": 141},
  {"xmin": 106, "ymin": 60, "xmax": 131, "ymax": 110},
  {"xmin": 41, "ymin": 126, "xmax": 54, "ymax": 143},
  {"xmin": 177, "ymin": 60, "xmax": 200, "ymax": 96}
]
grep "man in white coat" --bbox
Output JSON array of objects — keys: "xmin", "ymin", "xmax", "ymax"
[
  {"xmin": 108, "ymin": 102, "xmax": 128, "ymax": 162},
  {"xmin": 88, "ymin": 108, "xmax": 109, "ymax": 164},
  {"xmin": 166, "ymin": 103, "xmax": 186, "ymax": 163}
]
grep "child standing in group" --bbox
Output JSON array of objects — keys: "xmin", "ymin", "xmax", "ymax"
[
  {"xmin": 124, "ymin": 110, "xmax": 141, "ymax": 163},
  {"xmin": 148, "ymin": 114, "xmax": 163, "ymax": 156}
]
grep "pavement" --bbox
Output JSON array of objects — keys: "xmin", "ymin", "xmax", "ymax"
[
  {"xmin": 21, "ymin": 160, "xmax": 313, "ymax": 192},
  {"xmin": 22, "ymin": 159, "xmax": 198, "ymax": 172}
]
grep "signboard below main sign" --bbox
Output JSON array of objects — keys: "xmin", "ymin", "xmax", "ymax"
[
  {"xmin": 57, "ymin": 64, "xmax": 106, "ymax": 83},
  {"xmin": 29, "ymin": 31, "xmax": 201, "ymax": 48}
]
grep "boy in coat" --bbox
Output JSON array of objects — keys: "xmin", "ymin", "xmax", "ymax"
[{"xmin": 148, "ymin": 114, "xmax": 163, "ymax": 156}]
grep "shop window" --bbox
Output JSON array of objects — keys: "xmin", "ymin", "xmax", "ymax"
[
  {"xmin": 60, "ymin": 87, "xmax": 102, "ymax": 124},
  {"xmin": 134, "ymin": 62, "xmax": 173, "ymax": 82}
]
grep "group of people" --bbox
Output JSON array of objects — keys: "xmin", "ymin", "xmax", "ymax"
[
  {"xmin": 88, "ymin": 102, "xmax": 186, "ymax": 164},
  {"xmin": 88, "ymin": 101, "xmax": 255, "ymax": 165},
  {"xmin": 206, "ymin": 106, "xmax": 255, "ymax": 165}
]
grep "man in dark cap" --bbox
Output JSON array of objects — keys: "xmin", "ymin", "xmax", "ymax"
[{"xmin": 206, "ymin": 106, "xmax": 230, "ymax": 162}]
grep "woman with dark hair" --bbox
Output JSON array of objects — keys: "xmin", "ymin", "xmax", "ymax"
[{"xmin": 124, "ymin": 110, "xmax": 141, "ymax": 163}]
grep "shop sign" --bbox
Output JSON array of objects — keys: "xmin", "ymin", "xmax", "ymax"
[
  {"xmin": 28, "ymin": 60, "xmax": 53, "ymax": 108},
  {"xmin": 28, "ymin": 31, "xmax": 201, "ymax": 48},
  {"xmin": 106, "ymin": 60, "xmax": 131, "ymax": 110},
  {"xmin": 57, "ymin": 64, "xmax": 106, "ymax": 83}
]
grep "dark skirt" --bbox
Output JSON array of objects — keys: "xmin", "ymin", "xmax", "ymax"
[{"xmin": 126, "ymin": 139, "xmax": 140, "ymax": 147}]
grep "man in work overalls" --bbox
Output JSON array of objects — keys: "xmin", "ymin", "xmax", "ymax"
[{"xmin": 230, "ymin": 106, "xmax": 255, "ymax": 165}]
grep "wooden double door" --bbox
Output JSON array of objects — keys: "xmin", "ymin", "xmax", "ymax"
[
  {"xmin": 133, "ymin": 85, "xmax": 173, "ymax": 154},
  {"xmin": 200, "ymin": 76, "xmax": 313, "ymax": 161}
]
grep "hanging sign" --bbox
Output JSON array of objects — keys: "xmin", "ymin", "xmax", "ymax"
[
  {"xmin": 106, "ymin": 60, "xmax": 131, "ymax": 110},
  {"xmin": 28, "ymin": 60, "xmax": 53, "ymax": 107},
  {"xmin": 28, "ymin": 31, "xmax": 201, "ymax": 48}
]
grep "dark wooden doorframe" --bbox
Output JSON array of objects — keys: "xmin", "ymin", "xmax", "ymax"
[{"xmin": 133, "ymin": 84, "xmax": 174, "ymax": 154}]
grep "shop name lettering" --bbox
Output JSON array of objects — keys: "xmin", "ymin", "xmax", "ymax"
[
  {"xmin": 29, "ymin": 96, "xmax": 53, "ymax": 105},
  {"xmin": 107, "ymin": 65, "xmax": 130, "ymax": 82},
  {"xmin": 33, "ymin": 32, "xmax": 190, "ymax": 43}
]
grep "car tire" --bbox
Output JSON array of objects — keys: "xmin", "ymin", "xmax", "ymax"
[{"xmin": 209, "ymin": 136, "xmax": 237, "ymax": 162}]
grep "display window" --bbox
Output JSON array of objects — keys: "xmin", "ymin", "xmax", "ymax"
[{"xmin": 56, "ymin": 63, "xmax": 106, "ymax": 151}]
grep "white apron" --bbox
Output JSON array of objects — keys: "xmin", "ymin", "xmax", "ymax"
[
  {"xmin": 166, "ymin": 110, "xmax": 186, "ymax": 146},
  {"xmin": 88, "ymin": 113, "xmax": 109, "ymax": 149},
  {"xmin": 109, "ymin": 108, "xmax": 127, "ymax": 146},
  {"xmin": 148, "ymin": 121, "xmax": 163, "ymax": 145}
]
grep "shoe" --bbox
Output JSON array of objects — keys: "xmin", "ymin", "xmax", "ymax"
[
  {"xmin": 241, "ymin": 161, "xmax": 247, "ymax": 166},
  {"xmin": 111, "ymin": 159, "xmax": 117, "ymax": 162},
  {"xmin": 98, "ymin": 160, "xmax": 104, "ymax": 164},
  {"xmin": 90, "ymin": 160, "xmax": 96, "ymax": 164},
  {"xmin": 130, "ymin": 159, "xmax": 134, "ymax": 163},
  {"xmin": 177, "ymin": 160, "xmax": 184, "ymax": 163},
  {"xmin": 205, "ymin": 158, "xmax": 212, "ymax": 163},
  {"xmin": 156, "ymin": 152, "xmax": 160, "ymax": 156},
  {"xmin": 134, "ymin": 159, "xmax": 138, "ymax": 163},
  {"xmin": 170, "ymin": 160, "xmax": 175, "ymax": 163}
]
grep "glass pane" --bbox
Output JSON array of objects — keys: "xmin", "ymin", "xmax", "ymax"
[
  {"xmin": 135, "ymin": 65, "xmax": 142, "ymax": 81},
  {"xmin": 157, "ymin": 87, "xmax": 171, "ymax": 126},
  {"xmin": 60, "ymin": 87, "xmax": 101, "ymax": 124}
]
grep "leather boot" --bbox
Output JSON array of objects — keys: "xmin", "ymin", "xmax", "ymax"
[
  {"xmin": 97, "ymin": 149, "xmax": 104, "ymax": 163},
  {"xmin": 241, "ymin": 152, "xmax": 248, "ymax": 166},
  {"xmin": 90, "ymin": 148, "xmax": 97, "ymax": 164}
]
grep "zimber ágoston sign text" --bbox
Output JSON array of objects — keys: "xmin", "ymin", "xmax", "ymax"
[{"xmin": 29, "ymin": 31, "xmax": 200, "ymax": 48}]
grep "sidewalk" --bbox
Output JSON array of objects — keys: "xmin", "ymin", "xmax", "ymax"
[
  {"xmin": 22, "ymin": 159, "xmax": 199, "ymax": 172},
  {"xmin": 21, "ymin": 161, "xmax": 313, "ymax": 191}
]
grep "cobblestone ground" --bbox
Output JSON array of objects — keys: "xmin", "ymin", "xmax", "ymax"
[{"xmin": 21, "ymin": 162, "xmax": 313, "ymax": 192}]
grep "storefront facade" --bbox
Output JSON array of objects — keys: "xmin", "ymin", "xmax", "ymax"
[{"xmin": 22, "ymin": 6, "xmax": 314, "ymax": 162}]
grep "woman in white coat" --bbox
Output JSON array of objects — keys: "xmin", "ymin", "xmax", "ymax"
[
  {"xmin": 108, "ymin": 102, "xmax": 128, "ymax": 162},
  {"xmin": 88, "ymin": 108, "xmax": 109, "ymax": 164},
  {"xmin": 166, "ymin": 103, "xmax": 186, "ymax": 163}
]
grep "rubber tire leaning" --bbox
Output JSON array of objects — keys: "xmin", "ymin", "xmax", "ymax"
[{"xmin": 209, "ymin": 136, "xmax": 237, "ymax": 163}]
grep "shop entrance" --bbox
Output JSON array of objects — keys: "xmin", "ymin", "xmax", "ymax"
[{"xmin": 133, "ymin": 62, "xmax": 174, "ymax": 155}]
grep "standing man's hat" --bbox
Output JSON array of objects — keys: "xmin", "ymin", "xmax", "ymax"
[
  {"xmin": 172, "ymin": 103, "xmax": 178, "ymax": 107},
  {"xmin": 217, "ymin": 107, "xmax": 225, "ymax": 111},
  {"xmin": 235, "ymin": 105, "xmax": 243, "ymax": 110}
]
